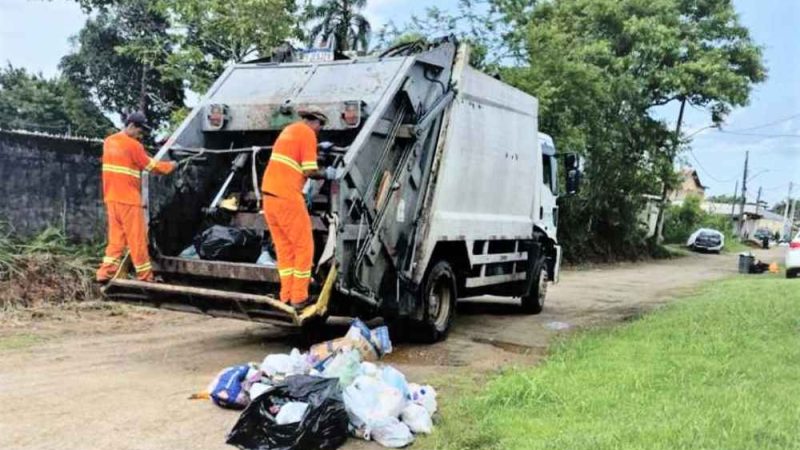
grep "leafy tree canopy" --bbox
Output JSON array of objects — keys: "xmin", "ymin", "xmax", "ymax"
[{"xmin": 0, "ymin": 64, "xmax": 114, "ymax": 138}]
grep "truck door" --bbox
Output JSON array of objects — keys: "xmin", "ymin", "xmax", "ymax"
[{"xmin": 540, "ymin": 141, "xmax": 558, "ymax": 234}]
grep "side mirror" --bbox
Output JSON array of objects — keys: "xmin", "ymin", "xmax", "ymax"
[
  {"xmin": 566, "ymin": 169, "xmax": 581, "ymax": 195},
  {"xmin": 563, "ymin": 153, "xmax": 581, "ymax": 195},
  {"xmin": 564, "ymin": 153, "xmax": 579, "ymax": 171}
]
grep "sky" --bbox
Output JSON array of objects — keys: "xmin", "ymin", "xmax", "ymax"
[{"xmin": 0, "ymin": 0, "xmax": 798, "ymax": 205}]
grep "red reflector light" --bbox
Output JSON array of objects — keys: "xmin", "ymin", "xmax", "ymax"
[
  {"xmin": 790, "ymin": 241, "xmax": 800, "ymax": 249},
  {"xmin": 207, "ymin": 104, "xmax": 228, "ymax": 129},
  {"xmin": 342, "ymin": 101, "xmax": 361, "ymax": 127}
]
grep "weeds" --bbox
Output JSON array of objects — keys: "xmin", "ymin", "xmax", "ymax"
[{"xmin": 0, "ymin": 224, "xmax": 101, "ymax": 309}]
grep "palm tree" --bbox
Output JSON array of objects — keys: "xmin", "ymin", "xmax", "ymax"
[{"xmin": 307, "ymin": 0, "xmax": 372, "ymax": 53}]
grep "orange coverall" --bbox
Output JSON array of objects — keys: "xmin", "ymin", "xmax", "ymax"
[
  {"xmin": 261, "ymin": 121, "xmax": 318, "ymax": 304},
  {"xmin": 95, "ymin": 131, "xmax": 174, "ymax": 282}
]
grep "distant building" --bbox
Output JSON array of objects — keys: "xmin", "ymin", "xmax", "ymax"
[
  {"xmin": 703, "ymin": 201, "xmax": 789, "ymax": 238},
  {"xmin": 669, "ymin": 168, "xmax": 707, "ymax": 205}
]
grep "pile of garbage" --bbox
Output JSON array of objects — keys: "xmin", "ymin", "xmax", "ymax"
[{"xmin": 205, "ymin": 319, "xmax": 438, "ymax": 450}]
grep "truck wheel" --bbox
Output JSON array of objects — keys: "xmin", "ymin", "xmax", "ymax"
[
  {"xmin": 414, "ymin": 260, "xmax": 457, "ymax": 343},
  {"xmin": 521, "ymin": 256, "xmax": 547, "ymax": 315},
  {"xmin": 787, "ymin": 269, "xmax": 797, "ymax": 279}
]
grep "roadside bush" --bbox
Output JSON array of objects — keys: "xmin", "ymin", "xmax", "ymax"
[
  {"xmin": 663, "ymin": 196, "xmax": 738, "ymax": 246},
  {"xmin": 0, "ymin": 225, "xmax": 101, "ymax": 309}
]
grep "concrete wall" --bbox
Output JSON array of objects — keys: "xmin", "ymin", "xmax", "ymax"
[{"xmin": 0, "ymin": 130, "xmax": 105, "ymax": 241}]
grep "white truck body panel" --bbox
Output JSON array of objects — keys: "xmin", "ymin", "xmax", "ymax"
[
  {"xmin": 428, "ymin": 66, "xmax": 540, "ymax": 241},
  {"xmin": 415, "ymin": 64, "xmax": 549, "ymax": 283}
]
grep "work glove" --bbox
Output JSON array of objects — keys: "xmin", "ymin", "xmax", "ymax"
[
  {"xmin": 318, "ymin": 141, "xmax": 334, "ymax": 151},
  {"xmin": 324, "ymin": 166, "xmax": 337, "ymax": 180},
  {"xmin": 305, "ymin": 189, "xmax": 313, "ymax": 209}
]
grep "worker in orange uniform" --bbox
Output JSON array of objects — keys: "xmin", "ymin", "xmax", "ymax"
[
  {"xmin": 95, "ymin": 112, "xmax": 177, "ymax": 283},
  {"xmin": 261, "ymin": 107, "xmax": 336, "ymax": 310}
]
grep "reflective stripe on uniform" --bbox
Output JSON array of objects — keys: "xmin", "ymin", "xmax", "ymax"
[
  {"xmin": 144, "ymin": 159, "xmax": 157, "ymax": 172},
  {"xmin": 103, "ymin": 164, "xmax": 141, "ymax": 178},
  {"xmin": 270, "ymin": 154, "xmax": 303, "ymax": 174},
  {"xmin": 293, "ymin": 270, "xmax": 312, "ymax": 279},
  {"xmin": 300, "ymin": 161, "xmax": 318, "ymax": 171},
  {"xmin": 102, "ymin": 256, "xmax": 120, "ymax": 265},
  {"xmin": 134, "ymin": 262, "xmax": 152, "ymax": 273},
  {"xmin": 278, "ymin": 268, "xmax": 294, "ymax": 277}
]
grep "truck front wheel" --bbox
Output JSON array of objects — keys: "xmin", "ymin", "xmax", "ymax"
[
  {"xmin": 413, "ymin": 260, "xmax": 457, "ymax": 343},
  {"xmin": 520, "ymin": 256, "xmax": 547, "ymax": 314}
]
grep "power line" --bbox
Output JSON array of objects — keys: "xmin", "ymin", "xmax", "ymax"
[
  {"xmin": 688, "ymin": 148, "xmax": 738, "ymax": 183},
  {"xmin": 726, "ymin": 112, "xmax": 800, "ymax": 132},
  {"xmin": 718, "ymin": 130, "xmax": 800, "ymax": 138}
]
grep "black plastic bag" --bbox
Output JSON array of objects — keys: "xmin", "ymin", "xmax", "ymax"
[
  {"xmin": 194, "ymin": 225, "xmax": 263, "ymax": 263},
  {"xmin": 226, "ymin": 375, "xmax": 349, "ymax": 450}
]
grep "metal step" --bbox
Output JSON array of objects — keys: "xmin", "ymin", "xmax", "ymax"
[{"xmin": 102, "ymin": 279, "xmax": 299, "ymax": 325}]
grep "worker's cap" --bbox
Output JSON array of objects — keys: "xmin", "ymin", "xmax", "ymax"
[
  {"xmin": 125, "ymin": 111, "xmax": 151, "ymax": 131},
  {"xmin": 298, "ymin": 106, "xmax": 329, "ymax": 126}
]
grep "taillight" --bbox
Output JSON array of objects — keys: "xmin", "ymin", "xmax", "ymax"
[
  {"xmin": 206, "ymin": 104, "xmax": 229, "ymax": 130},
  {"xmin": 790, "ymin": 241, "xmax": 800, "ymax": 249},
  {"xmin": 342, "ymin": 101, "xmax": 361, "ymax": 127}
]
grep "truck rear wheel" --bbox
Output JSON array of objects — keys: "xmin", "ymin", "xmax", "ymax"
[
  {"xmin": 413, "ymin": 260, "xmax": 457, "ymax": 343},
  {"xmin": 520, "ymin": 256, "xmax": 547, "ymax": 314}
]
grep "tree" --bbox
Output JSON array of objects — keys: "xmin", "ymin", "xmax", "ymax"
[
  {"xmin": 507, "ymin": 0, "xmax": 764, "ymax": 259},
  {"xmin": 306, "ymin": 0, "xmax": 372, "ymax": 53},
  {"xmin": 707, "ymin": 194, "xmax": 738, "ymax": 204},
  {"xmin": 60, "ymin": 0, "xmax": 184, "ymax": 128},
  {"xmin": 154, "ymin": 0, "xmax": 299, "ymax": 94},
  {"xmin": 0, "ymin": 64, "xmax": 114, "ymax": 138},
  {"xmin": 375, "ymin": 0, "xmax": 536, "ymax": 67}
]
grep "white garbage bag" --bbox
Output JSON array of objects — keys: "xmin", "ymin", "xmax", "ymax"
[
  {"xmin": 407, "ymin": 383, "xmax": 437, "ymax": 415},
  {"xmin": 371, "ymin": 416, "xmax": 415, "ymax": 448},
  {"xmin": 344, "ymin": 375, "xmax": 406, "ymax": 434},
  {"xmin": 261, "ymin": 348, "xmax": 310, "ymax": 377},
  {"xmin": 400, "ymin": 403, "xmax": 433, "ymax": 434},
  {"xmin": 322, "ymin": 349, "xmax": 362, "ymax": 387},
  {"xmin": 275, "ymin": 401, "xmax": 309, "ymax": 425},
  {"xmin": 248, "ymin": 382, "xmax": 272, "ymax": 400}
]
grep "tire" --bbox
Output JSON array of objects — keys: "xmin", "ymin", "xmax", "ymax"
[
  {"xmin": 521, "ymin": 256, "xmax": 548, "ymax": 315},
  {"xmin": 787, "ymin": 269, "xmax": 797, "ymax": 279},
  {"xmin": 412, "ymin": 260, "xmax": 457, "ymax": 343}
]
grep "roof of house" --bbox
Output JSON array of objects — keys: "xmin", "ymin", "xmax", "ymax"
[{"xmin": 681, "ymin": 168, "xmax": 707, "ymax": 190}]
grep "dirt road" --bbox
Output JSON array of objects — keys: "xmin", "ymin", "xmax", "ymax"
[{"xmin": 0, "ymin": 249, "xmax": 778, "ymax": 450}]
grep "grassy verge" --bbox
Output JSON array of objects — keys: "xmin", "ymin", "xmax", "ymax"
[
  {"xmin": 0, "ymin": 226, "xmax": 101, "ymax": 310},
  {"xmin": 423, "ymin": 276, "xmax": 800, "ymax": 450},
  {"xmin": 0, "ymin": 333, "xmax": 44, "ymax": 351}
]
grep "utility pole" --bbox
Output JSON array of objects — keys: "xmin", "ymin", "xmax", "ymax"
[
  {"xmin": 653, "ymin": 97, "xmax": 688, "ymax": 244},
  {"xmin": 730, "ymin": 180, "xmax": 739, "ymax": 218},
  {"xmin": 755, "ymin": 186, "xmax": 762, "ymax": 215},
  {"xmin": 783, "ymin": 182, "xmax": 793, "ymax": 239},
  {"xmin": 738, "ymin": 151, "xmax": 749, "ymax": 237}
]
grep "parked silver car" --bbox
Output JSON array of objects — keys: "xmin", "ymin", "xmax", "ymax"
[{"xmin": 687, "ymin": 228, "xmax": 724, "ymax": 253}]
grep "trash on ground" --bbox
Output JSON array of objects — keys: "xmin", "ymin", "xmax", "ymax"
[
  {"xmin": 310, "ymin": 318, "xmax": 392, "ymax": 364},
  {"xmin": 204, "ymin": 318, "xmax": 437, "ymax": 449},
  {"xmin": 401, "ymin": 403, "xmax": 433, "ymax": 434},
  {"xmin": 226, "ymin": 376, "xmax": 349, "ymax": 450},
  {"xmin": 545, "ymin": 321, "xmax": 571, "ymax": 331},
  {"xmin": 208, "ymin": 364, "xmax": 252, "ymax": 409},
  {"xmin": 275, "ymin": 401, "xmax": 310, "ymax": 425}
]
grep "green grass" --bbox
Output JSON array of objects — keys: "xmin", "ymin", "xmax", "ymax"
[
  {"xmin": 0, "ymin": 333, "xmax": 44, "ymax": 351},
  {"xmin": 423, "ymin": 277, "xmax": 800, "ymax": 450},
  {"xmin": 723, "ymin": 239, "xmax": 750, "ymax": 254}
]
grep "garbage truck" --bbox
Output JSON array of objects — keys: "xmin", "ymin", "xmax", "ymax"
[{"xmin": 102, "ymin": 37, "xmax": 581, "ymax": 342}]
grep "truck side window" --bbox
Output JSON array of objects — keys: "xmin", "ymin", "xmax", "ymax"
[{"xmin": 542, "ymin": 155, "xmax": 553, "ymax": 190}]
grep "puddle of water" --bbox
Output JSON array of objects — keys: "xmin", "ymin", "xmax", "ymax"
[{"xmin": 470, "ymin": 336, "xmax": 543, "ymax": 355}]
